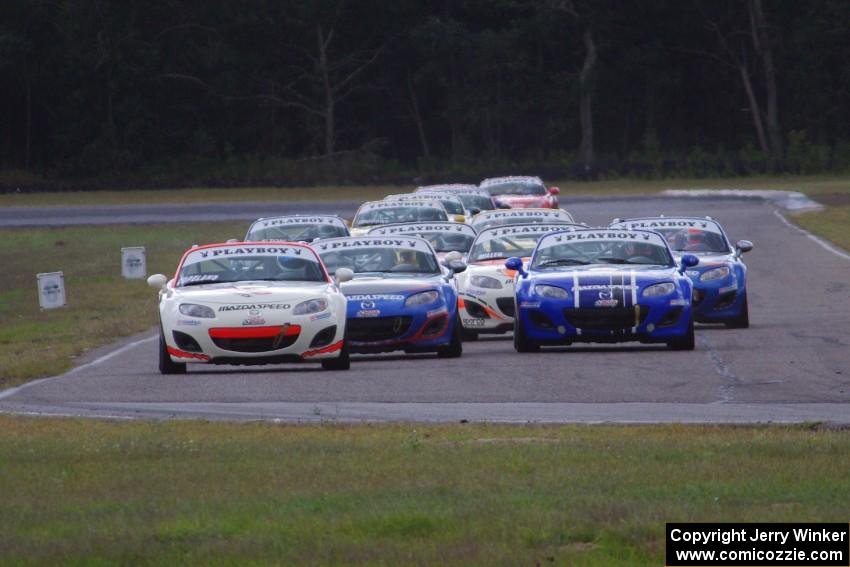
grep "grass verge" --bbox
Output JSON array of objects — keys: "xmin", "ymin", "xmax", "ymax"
[
  {"xmin": 0, "ymin": 222, "xmax": 245, "ymax": 387},
  {"xmin": 1, "ymin": 417, "xmax": 849, "ymax": 566},
  {"xmin": 792, "ymin": 206, "xmax": 850, "ymax": 252},
  {"xmin": 2, "ymin": 174, "xmax": 849, "ymax": 207}
]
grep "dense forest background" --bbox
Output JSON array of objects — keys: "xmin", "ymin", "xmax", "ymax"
[{"xmin": 2, "ymin": 0, "xmax": 850, "ymax": 189}]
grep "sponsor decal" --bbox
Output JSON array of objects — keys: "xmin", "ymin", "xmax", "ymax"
[
  {"xmin": 360, "ymin": 301, "xmax": 376, "ymax": 309},
  {"xmin": 218, "ymin": 303, "xmax": 291, "ymax": 311},
  {"xmin": 481, "ymin": 176, "xmax": 541, "ymax": 187},
  {"xmin": 519, "ymin": 301, "xmax": 541, "ymax": 308},
  {"xmin": 669, "ymin": 299, "xmax": 690, "ymax": 306},
  {"xmin": 310, "ymin": 311, "xmax": 333, "ymax": 321},
  {"xmin": 594, "ymin": 299, "xmax": 619, "ymax": 308},
  {"xmin": 199, "ymin": 246, "xmax": 303, "ymax": 258},
  {"xmin": 259, "ymin": 216, "xmax": 343, "ymax": 228},
  {"xmin": 613, "ymin": 218, "xmax": 722, "ymax": 234},
  {"xmin": 463, "ymin": 318, "xmax": 486, "ymax": 326},
  {"xmin": 573, "ymin": 284, "xmax": 634, "ymax": 291},
  {"xmin": 176, "ymin": 319, "xmax": 202, "ymax": 326},
  {"xmin": 315, "ymin": 238, "xmax": 429, "ymax": 252},
  {"xmin": 357, "ymin": 309, "xmax": 381, "ymax": 317},
  {"xmin": 426, "ymin": 308, "xmax": 448, "ymax": 318},
  {"xmin": 178, "ymin": 274, "xmax": 219, "ymax": 285},
  {"xmin": 346, "ymin": 294, "xmax": 405, "ymax": 301},
  {"xmin": 369, "ymin": 223, "xmax": 475, "ymax": 237},
  {"xmin": 539, "ymin": 229, "xmax": 667, "ymax": 249},
  {"xmin": 242, "ymin": 315, "xmax": 267, "ymax": 326}
]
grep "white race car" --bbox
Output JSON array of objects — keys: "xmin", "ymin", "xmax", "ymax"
[
  {"xmin": 384, "ymin": 192, "xmax": 469, "ymax": 223},
  {"xmin": 245, "ymin": 214, "xmax": 349, "ymax": 242},
  {"xmin": 147, "ymin": 242, "xmax": 353, "ymax": 374},
  {"xmin": 470, "ymin": 208, "xmax": 576, "ymax": 232},
  {"xmin": 456, "ymin": 223, "xmax": 584, "ymax": 338},
  {"xmin": 349, "ymin": 199, "xmax": 448, "ymax": 236}
]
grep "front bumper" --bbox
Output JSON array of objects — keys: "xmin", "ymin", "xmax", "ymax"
[
  {"xmin": 691, "ymin": 280, "xmax": 746, "ymax": 322},
  {"xmin": 458, "ymin": 294, "xmax": 514, "ymax": 333},
  {"xmin": 163, "ymin": 315, "xmax": 346, "ymax": 365},
  {"xmin": 517, "ymin": 297, "xmax": 691, "ymax": 344},
  {"xmin": 345, "ymin": 307, "xmax": 454, "ymax": 353}
]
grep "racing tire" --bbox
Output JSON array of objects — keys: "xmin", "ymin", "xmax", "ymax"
[
  {"xmin": 158, "ymin": 328, "xmax": 187, "ymax": 375},
  {"xmin": 724, "ymin": 294, "xmax": 750, "ymax": 329},
  {"xmin": 460, "ymin": 327, "xmax": 479, "ymax": 341},
  {"xmin": 321, "ymin": 341, "xmax": 351, "ymax": 370},
  {"xmin": 513, "ymin": 314, "xmax": 539, "ymax": 353},
  {"xmin": 667, "ymin": 315, "xmax": 695, "ymax": 351},
  {"xmin": 437, "ymin": 316, "xmax": 463, "ymax": 358}
]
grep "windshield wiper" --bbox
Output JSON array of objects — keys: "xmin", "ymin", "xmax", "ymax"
[
  {"xmin": 537, "ymin": 258, "xmax": 590, "ymax": 267},
  {"xmin": 597, "ymin": 257, "xmax": 659, "ymax": 265}
]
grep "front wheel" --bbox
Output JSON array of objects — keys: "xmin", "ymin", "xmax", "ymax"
[
  {"xmin": 158, "ymin": 328, "xmax": 186, "ymax": 375},
  {"xmin": 724, "ymin": 293, "xmax": 750, "ymax": 329},
  {"xmin": 513, "ymin": 312, "xmax": 539, "ymax": 353},
  {"xmin": 321, "ymin": 341, "xmax": 351, "ymax": 370},
  {"xmin": 437, "ymin": 316, "xmax": 463, "ymax": 358},
  {"xmin": 667, "ymin": 315, "xmax": 695, "ymax": 351}
]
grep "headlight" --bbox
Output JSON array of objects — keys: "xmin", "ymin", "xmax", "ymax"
[
  {"xmin": 470, "ymin": 275, "xmax": 503, "ymax": 289},
  {"xmin": 534, "ymin": 284, "xmax": 569, "ymax": 299},
  {"xmin": 700, "ymin": 266, "xmax": 731, "ymax": 282},
  {"xmin": 404, "ymin": 290, "xmax": 439, "ymax": 307},
  {"xmin": 642, "ymin": 283, "xmax": 676, "ymax": 297},
  {"xmin": 178, "ymin": 303, "xmax": 215, "ymax": 318},
  {"xmin": 293, "ymin": 298, "xmax": 328, "ymax": 315}
]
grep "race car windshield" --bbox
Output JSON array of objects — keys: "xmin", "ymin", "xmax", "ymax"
[
  {"xmin": 532, "ymin": 240, "xmax": 673, "ymax": 269},
  {"xmin": 417, "ymin": 231, "xmax": 475, "ymax": 253},
  {"xmin": 246, "ymin": 223, "xmax": 348, "ymax": 242},
  {"xmin": 178, "ymin": 252, "xmax": 326, "ymax": 286},
  {"xmin": 456, "ymin": 194, "xmax": 494, "ymax": 211},
  {"xmin": 354, "ymin": 206, "xmax": 448, "ymax": 227},
  {"xmin": 486, "ymin": 182, "xmax": 546, "ymax": 196},
  {"xmin": 469, "ymin": 235, "xmax": 543, "ymax": 262},
  {"xmin": 437, "ymin": 199, "xmax": 464, "ymax": 215},
  {"xmin": 655, "ymin": 228, "xmax": 729, "ymax": 253},
  {"xmin": 319, "ymin": 247, "xmax": 440, "ymax": 275}
]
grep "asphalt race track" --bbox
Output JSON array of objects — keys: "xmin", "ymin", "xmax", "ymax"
[{"xmin": 3, "ymin": 195, "xmax": 850, "ymax": 423}]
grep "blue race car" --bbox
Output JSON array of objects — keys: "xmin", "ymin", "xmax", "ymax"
[
  {"xmin": 313, "ymin": 236, "xmax": 466, "ymax": 357},
  {"xmin": 610, "ymin": 217, "xmax": 752, "ymax": 327},
  {"xmin": 507, "ymin": 228, "xmax": 699, "ymax": 351}
]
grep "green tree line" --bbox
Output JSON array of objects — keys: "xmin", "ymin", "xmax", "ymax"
[{"xmin": 2, "ymin": 0, "xmax": 849, "ymax": 187}]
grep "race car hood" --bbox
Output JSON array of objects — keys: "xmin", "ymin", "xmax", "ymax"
[
  {"xmin": 172, "ymin": 281, "xmax": 333, "ymax": 304},
  {"xmin": 340, "ymin": 275, "xmax": 444, "ymax": 317},
  {"xmin": 528, "ymin": 264, "xmax": 685, "ymax": 306},
  {"xmin": 465, "ymin": 258, "xmax": 524, "ymax": 279},
  {"xmin": 340, "ymin": 275, "xmax": 440, "ymax": 297},
  {"xmin": 672, "ymin": 252, "xmax": 733, "ymax": 270}
]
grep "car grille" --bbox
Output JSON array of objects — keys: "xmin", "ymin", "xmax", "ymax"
[
  {"xmin": 209, "ymin": 325, "xmax": 300, "ymax": 353},
  {"xmin": 496, "ymin": 297, "xmax": 515, "ymax": 318},
  {"xmin": 347, "ymin": 316, "xmax": 412, "ymax": 341},
  {"xmin": 211, "ymin": 335, "xmax": 298, "ymax": 353},
  {"xmin": 562, "ymin": 307, "xmax": 649, "ymax": 331}
]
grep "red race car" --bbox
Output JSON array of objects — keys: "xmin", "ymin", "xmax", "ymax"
[{"xmin": 479, "ymin": 176, "xmax": 560, "ymax": 209}]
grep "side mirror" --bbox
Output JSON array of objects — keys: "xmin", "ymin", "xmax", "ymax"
[
  {"xmin": 679, "ymin": 254, "xmax": 699, "ymax": 274},
  {"xmin": 548, "ymin": 186, "xmax": 560, "ymax": 195},
  {"xmin": 447, "ymin": 260, "xmax": 467, "ymax": 273},
  {"xmin": 147, "ymin": 274, "xmax": 168, "ymax": 289},
  {"xmin": 496, "ymin": 200, "xmax": 511, "ymax": 209},
  {"xmin": 505, "ymin": 257, "xmax": 528, "ymax": 278},
  {"xmin": 334, "ymin": 267, "xmax": 354, "ymax": 284},
  {"xmin": 736, "ymin": 240, "xmax": 753, "ymax": 256},
  {"xmin": 469, "ymin": 207, "xmax": 481, "ymax": 216}
]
